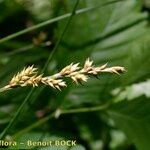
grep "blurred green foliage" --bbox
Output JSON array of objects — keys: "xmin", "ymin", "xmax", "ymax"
[{"xmin": 0, "ymin": 0, "xmax": 150, "ymax": 150}]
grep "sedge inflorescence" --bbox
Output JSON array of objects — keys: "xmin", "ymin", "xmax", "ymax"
[{"xmin": 0, "ymin": 58, "xmax": 126, "ymax": 92}]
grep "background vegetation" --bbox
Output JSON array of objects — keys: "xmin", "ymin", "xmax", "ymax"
[{"xmin": 0, "ymin": 0, "xmax": 150, "ymax": 149}]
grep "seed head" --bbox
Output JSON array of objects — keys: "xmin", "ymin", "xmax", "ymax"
[{"xmin": 0, "ymin": 58, "xmax": 126, "ymax": 92}]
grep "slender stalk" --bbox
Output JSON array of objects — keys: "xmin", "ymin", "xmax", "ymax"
[
  {"xmin": 0, "ymin": 0, "xmax": 125, "ymax": 44},
  {"xmin": 13, "ymin": 102, "xmax": 109, "ymax": 138},
  {"xmin": 0, "ymin": 89, "xmax": 34, "ymax": 139},
  {"xmin": 13, "ymin": 115, "xmax": 51, "ymax": 139},
  {"xmin": 41, "ymin": 0, "xmax": 79, "ymax": 72},
  {"xmin": 0, "ymin": 87, "xmax": 7, "ymax": 93},
  {"xmin": 0, "ymin": 0, "xmax": 80, "ymax": 139},
  {"xmin": 3, "ymin": 41, "xmax": 51, "ymax": 57},
  {"xmin": 61, "ymin": 103, "xmax": 109, "ymax": 114}
]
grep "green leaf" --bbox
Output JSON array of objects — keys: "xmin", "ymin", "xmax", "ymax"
[
  {"xmin": 108, "ymin": 98, "xmax": 150, "ymax": 150},
  {"xmin": 112, "ymin": 79, "xmax": 150, "ymax": 102}
]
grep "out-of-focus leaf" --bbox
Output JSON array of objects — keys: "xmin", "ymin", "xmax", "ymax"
[
  {"xmin": 108, "ymin": 98, "xmax": 150, "ymax": 150},
  {"xmin": 16, "ymin": 0, "xmax": 54, "ymax": 21},
  {"xmin": 112, "ymin": 79, "xmax": 150, "ymax": 102},
  {"xmin": 109, "ymin": 129, "xmax": 127, "ymax": 149}
]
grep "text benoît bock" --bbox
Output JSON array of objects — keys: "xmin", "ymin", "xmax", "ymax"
[{"xmin": 0, "ymin": 140, "xmax": 77, "ymax": 147}]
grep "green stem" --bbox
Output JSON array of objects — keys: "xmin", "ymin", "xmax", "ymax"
[
  {"xmin": 0, "ymin": 88, "xmax": 35, "ymax": 139},
  {"xmin": 0, "ymin": 0, "xmax": 125, "ymax": 44},
  {"xmin": 42, "ymin": 0, "xmax": 79, "ymax": 72},
  {"xmin": 0, "ymin": 0, "xmax": 80, "ymax": 140},
  {"xmin": 13, "ymin": 102, "xmax": 109, "ymax": 138},
  {"xmin": 62, "ymin": 103, "xmax": 109, "ymax": 114}
]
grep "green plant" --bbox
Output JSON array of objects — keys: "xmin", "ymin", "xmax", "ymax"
[{"xmin": 0, "ymin": 0, "xmax": 150, "ymax": 150}]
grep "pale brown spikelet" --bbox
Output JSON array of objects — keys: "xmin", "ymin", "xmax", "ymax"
[
  {"xmin": 41, "ymin": 77, "xmax": 67, "ymax": 90},
  {"xmin": 99, "ymin": 66, "xmax": 126, "ymax": 75},
  {"xmin": 21, "ymin": 75, "xmax": 43, "ymax": 87},
  {"xmin": 69, "ymin": 72, "xmax": 88, "ymax": 84},
  {"xmin": 60, "ymin": 63, "xmax": 80, "ymax": 76},
  {"xmin": 83, "ymin": 58, "xmax": 93, "ymax": 72},
  {"xmin": 0, "ymin": 58, "xmax": 126, "ymax": 92},
  {"xmin": 9, "ymin": 65, "xmax": 40, "ymax": 88}
]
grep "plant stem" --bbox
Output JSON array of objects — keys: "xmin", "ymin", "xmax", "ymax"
[
  {"xmin": 13, "ymin": 102, "xmax": 109, "ymax": 138},
  {"xmin": 61, "ymin": 103, "xmax": 109, "ymax": 114},
  {"xmin": 0, "ymin": 0, "xmax": 80, "ymax": 140},
  {"xmin": 0, "ymin": 87, "xmax": 6, "ymax": 93},
  {"xmin": 0, "ymin": 88, "xmax": 35, "ymax": 139},
  {"xmin": 0, "ymin": 86, "xmax": 11, "ymax": 93},
  {"xmin": 0, "ymin": 0, "xmax": 125, "ymax": 44},
  {"xmin": 42, "ymin": 0, "xmax": 79, "ymax": 72}
]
